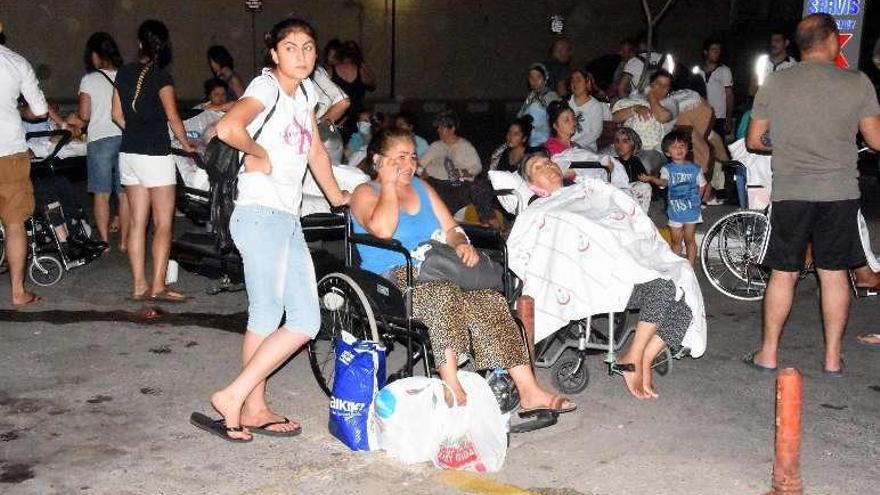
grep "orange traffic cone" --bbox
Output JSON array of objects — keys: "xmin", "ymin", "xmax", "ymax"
[{"xmin": 764, "ymin": 368, "xmax": 804, "ymax": 495}]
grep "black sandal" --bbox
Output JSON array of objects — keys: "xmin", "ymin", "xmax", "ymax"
[
  {"xmin": 609, "ymin": 362, "xmax": 636, "ymax": 377},
  {"xmin": 190, "ymin": 412, "xmax": 252, "ymax": 443}
]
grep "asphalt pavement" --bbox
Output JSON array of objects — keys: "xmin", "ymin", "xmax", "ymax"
[{"xmin": 1, "ymin": 198, "xmax": 879, "ymax": 495}]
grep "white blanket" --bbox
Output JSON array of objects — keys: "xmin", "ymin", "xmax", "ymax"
[{"xmin": 508, "ymin": 179, "xmax": 707, "ymax": 357}]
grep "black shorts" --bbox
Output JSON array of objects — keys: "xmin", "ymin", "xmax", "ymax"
[{"xmin": 761, "ymin": 200, "xmax": 866, "ymax": 272}]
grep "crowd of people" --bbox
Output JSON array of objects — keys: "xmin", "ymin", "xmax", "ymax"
[{"xmin": 1, "ymin": 11, "xmax": 879, "ymax": 445}]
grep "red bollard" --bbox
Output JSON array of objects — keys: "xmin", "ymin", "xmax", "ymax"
[
  {"xmin": 764, "ymin": 368, "xmax": 804, "ymax": 495},
  {"xmin": 516, "ymin": 296, "xmax": 536, "ymax": 366}
]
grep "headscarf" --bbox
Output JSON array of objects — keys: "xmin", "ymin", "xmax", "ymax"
[{"xmin": 614, "ymin": 127, "xmax": 642, "ymax": 153}]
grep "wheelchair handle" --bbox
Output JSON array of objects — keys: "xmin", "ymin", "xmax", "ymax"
[
  {"xmin": 170, "ymin": 147, "xmax": 207, "ymax": 169},
  {"xmin": 26, "ymin": 129, "xmax": 73, "ymax": 164}
]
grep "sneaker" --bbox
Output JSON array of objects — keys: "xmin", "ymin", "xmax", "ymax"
[{"xmin": 704, "ymin": 198, "xmax": 725, "ymax": 206}]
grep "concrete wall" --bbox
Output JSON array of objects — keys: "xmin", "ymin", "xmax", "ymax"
[{"xmin": 2, "ymin": 0, "xmax": 732, "ymax": 101}]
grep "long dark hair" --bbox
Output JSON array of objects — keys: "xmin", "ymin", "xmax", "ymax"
[
  {"xmin": 547, "ymin": 100, "xmax": 573, "ymax": 138},
  {"xmin": 263, "ymin": 17, "xmax": 317, "ymax": 68},
  {"xmin": 207, "ymin": 45, "xmax": 234, "ymax": 70},
  {"xmin": 84, "ymin": 32, "xmax": 123, "ymax": 72},
  {"xmin": 131, "ymin": 20, "xmax": 171, "ymax": 112},
  {"xmin": 358, "ymin": 126, "xmax": 415, "ymax": 179},
  {"xmin": 137, "ymin": 19, "xmax": 172, "ymax": 67},
  {"xmin": 510, "ymin": 115, "xmax": 534, "ymax": 147}
]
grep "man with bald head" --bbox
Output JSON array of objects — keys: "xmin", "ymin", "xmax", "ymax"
[{"xmin": 745, "ymin": 13, "xmax": 880, "ymax": 375}]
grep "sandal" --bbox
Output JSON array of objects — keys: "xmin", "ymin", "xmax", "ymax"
[
  {"xmin": 857, "ymin": 333, "xmax": 880, "ymax": 347},
  {"xmin": 190, "ymin": 412, "xmax": 252, "ymax": 443},
  {"xmin": 609, "ymin": 362, "xmax": 636, "ymax": 376},
  {"xmin": 149, "ymin": 289, "xmax": 189, "ymax": 303},
  {"xmin": 245, "ymin": 417, "xmax": 302, "ymax": 437},
  {"xmin": 519, "ymin": 394, "xmax": 576, "ymax": 418},
  {"xmin": 742, "ymin": 350, "xmax": 777, "ymax": 373}
]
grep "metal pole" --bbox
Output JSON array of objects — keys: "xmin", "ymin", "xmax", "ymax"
[{"xmin": 390, "ymin": 0, "xmax": 397, "ymax": 99}]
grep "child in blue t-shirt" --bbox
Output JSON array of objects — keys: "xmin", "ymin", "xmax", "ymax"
[{"xmin": 639, "ymin": 130, "xmax": 706, "ymax": 265}]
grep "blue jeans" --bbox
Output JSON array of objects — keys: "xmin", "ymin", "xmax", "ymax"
[
  {"xmin": 86, "ymin": 136, "xmax": 122, "ymax": 194},
  {"xmin": 731, "ymin": 163, "xmax": 748, "ymax": 209},
  {"xmin": 230, "ymin": 204, "xmax": 320, "ymax": 337}
]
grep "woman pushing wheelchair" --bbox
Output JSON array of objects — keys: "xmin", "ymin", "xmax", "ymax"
[{"xmin": 349, "ymin": 126, "xmax": 575, "ymax": 416}]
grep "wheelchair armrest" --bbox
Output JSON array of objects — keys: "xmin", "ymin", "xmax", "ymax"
[
  {"xmin": 460, "ymin": 224, "xmax": 503, "ymax": 250},
  {"xmin": 568, "ymin": 161, "xmax": 603, "ymax": 170},
  {"xmin": 349, "ymin": 233, "xmax": 407, "ymax": 255}
]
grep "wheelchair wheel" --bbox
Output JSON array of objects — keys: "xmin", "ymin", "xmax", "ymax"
[
  {"xmin": 651, "ymin": 346, "xmax": 673, "ymax": 376},
  {"xmin": 308, "ymin": 272, "xmax": 380, "ymax": 397},
  {"xmin": 29, "ymin": 255, "xmax": 63, "ymax": 287},
  {"xmin": 701, "ymin": 210, "xmax": 770, "ymax": 301},
  {"xmin": 551, "ymin": 350, "xmax": 590, "ymax": 394}
]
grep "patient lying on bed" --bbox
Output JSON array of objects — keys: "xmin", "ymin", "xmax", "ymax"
[{"xmin": 508, "ymin": 153, "xmax": 707, "ymax": 399}]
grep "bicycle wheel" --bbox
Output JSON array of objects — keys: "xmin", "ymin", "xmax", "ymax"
[
  {"xmin": 308, "ymin": 272, "xmax": 379, "ymax": 397},
  {"xmin": 29, "ymin": 255, "xmax": 63, "ymax": 287},
  {"xmin": 701, "ymin": 210, "xmax": 770, "ymax": 301}
]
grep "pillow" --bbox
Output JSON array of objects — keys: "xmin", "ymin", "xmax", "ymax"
[{"xmin": 488, "ymin": 170, "xmax": 534, "ymax": 214}]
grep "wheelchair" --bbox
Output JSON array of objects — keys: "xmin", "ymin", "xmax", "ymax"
[
  {"xmin": 700, "ymin": 209, "xmax": 772, "ymax": 301},
  {"xmin": 306, "ymin": 209, "xmax": 561, "ymax": 431}
]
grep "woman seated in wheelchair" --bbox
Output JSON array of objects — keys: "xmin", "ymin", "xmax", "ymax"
[
  {"xmin": 517, "ymin": 152, "xmax": 705, "ymax": 399},
  {"xmin": 350, "ymin": 127, "xmax": 576, "ymax": 415}
]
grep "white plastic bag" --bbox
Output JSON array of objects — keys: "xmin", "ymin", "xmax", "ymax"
[
  {"xmin": 374, "ymin": 376, "xmax": 447, "ymax": 464},
  {"xmin": 432, "ymin": 371, "xmax": 508, "ymax": 473}
]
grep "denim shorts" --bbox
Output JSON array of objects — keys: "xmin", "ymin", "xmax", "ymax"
[
  {"xmin": 230, "ymin": 204, "xmax": 321, "ymax": 337},
  {"xmin": 86, "ymin": 136, "xmax": 122, "ymax": 194}
]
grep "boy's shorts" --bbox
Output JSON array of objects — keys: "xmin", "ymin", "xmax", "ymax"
[
  {"xmin": 760, "ymin": 200, "xmax": 865, "ymax": 272},
  {"xmin": 668, "ymin": 216, "xmax": 703, "ymax": 228}
]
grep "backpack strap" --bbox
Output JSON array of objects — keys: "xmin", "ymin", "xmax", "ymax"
[
  {"xmin": 251, "ymin": 90, "xmax": 280, "ymax": 143},
  {"xmin": 96, "ymin": 69, "xmax": 117, "ymax": 89}
]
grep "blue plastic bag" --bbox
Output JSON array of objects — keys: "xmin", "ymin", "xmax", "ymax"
[{"xmin": 328, "ymin": 331, "xmax": 386, "ymax": 451}]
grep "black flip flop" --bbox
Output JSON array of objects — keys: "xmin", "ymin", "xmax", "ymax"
[
  {"xmin": 246, "ymin": 417, "xmax": 302, "ymax": 437},
  {"xmin": 190, "ymin": 412, "xmax": 252, "ymax": 443},
  {"xmin": 518, "ymin": 395, "xmax": 577, "ymax": 419},
  {"xmin": 742, "ymin": 351, "xmax": 777, "ymax": 373},
  {"xmin": 510, "ymin": 411, "xmax": 558, "ymax": 434},
  {"xmin": 822, "ymin": 358, "xmax": 845, "ymax": 378}
]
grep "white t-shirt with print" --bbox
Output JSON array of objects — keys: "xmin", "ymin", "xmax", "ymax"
[
  {"xmin": 694, "ymin": 65, "xmax": 733, "ymax": 118},
  {"xmin": 79, "ymin": 70, "xmax": 122, "ymax": 142},
  {"xmin": 568, "ymin": 95, "xmax": 611, "ymax": 152},
  {"xmin": 236, "ymin": 69, "xmax": 317, "ymax": 215}
]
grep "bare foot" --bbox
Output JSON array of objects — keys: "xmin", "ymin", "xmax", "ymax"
[
  {"xmin": 12, "ymin": 291, "xmax": 41, "ymax": 308},
  {"xmin": 210, "ymin": 390, "xmax": 251, "ymax": 441},
  {"xmin": 241, "ymin": 408, "xmax": 300, "ymax": 434},
  {"xmin": 616, "ymin": 362, "xmax": 648, "ymax": 399},
  {"xmin": 642, "ymin": 372, "xmax": 659, "ymax": 399},
  {"xmin": 641, "ymin": 355, "xmax": 660, "ymax": 399}
]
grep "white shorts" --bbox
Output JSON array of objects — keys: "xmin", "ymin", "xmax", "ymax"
[
  {"xmin": 668, "ymin": 216, "xmax": 703, "ymax": 228},
  {"xmin": 119, "ymin": 152, "xmax": 176, "ymax": 188}
]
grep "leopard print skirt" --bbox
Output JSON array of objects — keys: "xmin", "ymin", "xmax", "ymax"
[{"xmin": 388, "ymin": 266, "xmax": 530, "ymax": 370}]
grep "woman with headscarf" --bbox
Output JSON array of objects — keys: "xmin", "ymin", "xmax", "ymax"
[
  {"xmin": 613, "ymin": 127, "xmax": 653, "ymax": 212},
  {"xmin": 517, "ymin": 63, "xmax": 559, "ymax": 147}
]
